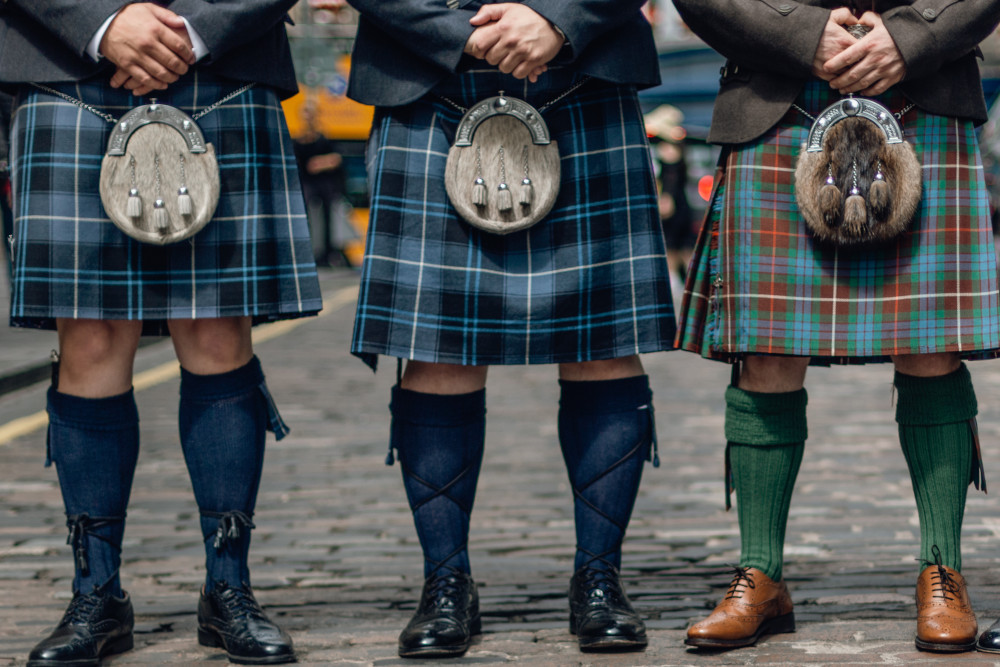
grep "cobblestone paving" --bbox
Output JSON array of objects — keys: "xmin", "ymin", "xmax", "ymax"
[{"xmin": 3, "ymin": 268, "xmax": 1000, "ymax": 665}]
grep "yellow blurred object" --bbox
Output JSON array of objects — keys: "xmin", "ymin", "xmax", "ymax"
[
  {"xmin": 644, "ymin": 104, "xmax": 686, "ymax": 142},
  {"xmin": 342, "ymin": 207, "xmax": 368, "ymax": 268}
]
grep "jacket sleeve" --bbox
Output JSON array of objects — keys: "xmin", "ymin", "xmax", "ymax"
[
  {"xmin": 520, "ymin": 0, "xmax": 649, "ymax": 59},
  {"xmin": 346, "ymin": 0, "xmax": 477, "ymax": 74},
  {"xmin": 163, "ymin": 0, "xmax": 298, "ymax": 60},
  {"xmin": 881, "ymin": 0, "xmax": 1000, "ymax": 80},
  {"xmin": 672, "ymin": 0, "xmax": 831, "ymax": 78},
  {"xmin": 7, "ymin": 0, "xmax": 127, "ymax": 56}
]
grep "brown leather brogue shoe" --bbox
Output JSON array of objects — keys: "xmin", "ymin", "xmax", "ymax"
[
  {"xmin": 685, "ymin": 566, "xmax": 795, "ymax": 649},
  {"xmin": 915, "ymin": 561, "xmax": 977, "ymax": 653}
]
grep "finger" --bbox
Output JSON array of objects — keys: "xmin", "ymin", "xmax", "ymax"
[
  {"xmin": 856, "ymin": 11, "xmax": 883, "ymax": 28},
  {"xmin": 824, "ymin": 42, "xmax": 864, "ymax": 74},
  {"xmin": 469, "ymin": 5, "xmax": 504, "ymax": 26},
  {"xmin": 147, "ymin": 4, "xmax": 188, "ymax": 30},
  {"xmin": 140, "ymin": 39, "xmax": 190, "ymax": 78},
  {"xmin": 829, "ymin": 7, "xmax": 855, "ymax": 25},
  {"xmin": 110, "ymin": 69, "xmax": 130, "ymax": 89},
  {"xmin": 148, "ymin": 25, "xmax": 195, "ymax": 69}
]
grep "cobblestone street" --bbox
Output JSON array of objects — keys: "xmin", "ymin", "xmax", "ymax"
[{"xmin": 4, "ymin": 268, "xmax": 1000, "ymax": 665}]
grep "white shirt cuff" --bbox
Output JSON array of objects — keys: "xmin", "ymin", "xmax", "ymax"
[{"xmin": 85, "ymin": 13, "xmax": 209, "ymax": 63}]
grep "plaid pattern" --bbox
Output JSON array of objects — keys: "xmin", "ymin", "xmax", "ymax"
[
  {"xmin": 351, "ymin": 68, "xmax": 676, "ymax": 369},
  {"xmin": 676, "ymin": 81, "xmax": 1000, "ymax": 363},
  {"xmin": 9, "ymin": 72, "xmax": 322, "ymax": 333}
]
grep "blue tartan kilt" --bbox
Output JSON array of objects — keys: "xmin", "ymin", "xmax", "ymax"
[
  {"xmin": 8, "ymin": 72, "xmax": 322, "ymax": 333},
  {"xmin": 351, "ymin": 68, "xmax": 676, "ymax": 369}
]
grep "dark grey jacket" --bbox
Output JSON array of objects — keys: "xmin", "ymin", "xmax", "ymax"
[
  {"xmin": 0, "ymin": 0, "xmax": 300, "ymax": 98},
  {"xmin": 346, "ymin": 0, "xmax": 660, "ymax": 107},
  {"xmin": 672, "ymin": 0, "xmax": 1000, "ymax": 144}
]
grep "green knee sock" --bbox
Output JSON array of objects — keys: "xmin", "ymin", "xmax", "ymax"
[
  {"xmin": 725, "ymin": 385, "xmax": 807, "ymax": 582},
  {"xmin": 895, "ymin": 364, "xmax": 978, "ymax": 572}
]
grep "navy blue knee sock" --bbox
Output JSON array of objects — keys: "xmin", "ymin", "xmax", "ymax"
[
  {"xmin": 390, "ymin": 386, "xmax": 486, "ymax": 579},
  {"xmin": 559, "ymin": 375, "xmax": 655, "ymax": 573},
  {"xmin": 47, "ymin": 387, "xmax": 140, "ymax": 597},
  {"xmin": 179, "ymin": 356, "xmax": 287, "ymax": 589}
]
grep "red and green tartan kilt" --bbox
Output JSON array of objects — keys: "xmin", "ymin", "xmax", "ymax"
[{"xmin": 675, "ymin": 81, "xmax": 1000, "ymax": 364}]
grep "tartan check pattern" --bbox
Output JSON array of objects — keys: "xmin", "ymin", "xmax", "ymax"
[
  {"xmin": 9, "ymin": 73, "xmax": 322, "ymax": 333},
  {"xmin": 351, "ymin": 69, "xmax": 676, "ymax": 369},
  {"xmin": 676, "ymin": 82, "xmax": 1000, "ymax": 363}
]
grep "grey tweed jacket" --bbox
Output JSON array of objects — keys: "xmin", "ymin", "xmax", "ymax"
[
  {"xmin": 672, "ymin": 0, "xmax": 1000, "ymax": 144},
  {"xmin": 346, "ymin": 0, "xmax": 660, "ymax": 107},
  {"xmin": 0, "ymin": 0, "xmax": 300, "ymax": 98}
]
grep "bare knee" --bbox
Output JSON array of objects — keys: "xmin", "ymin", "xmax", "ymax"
[
  {"xmin": 738, "ymin": 355, "xmax": 810, "ymax": 393},
  {"xmin": 56, "ymin": 319, "xmax": 142, "ymax": 396},
  {"xmin": 892, "ymin": 352, "xmax": 960, "ymax": 378},
  {"xmin": 400, "ymin": 361, "xmax": 488, "ymax": 394},
  {"xmin": 559, "ymin": 356, "xmax": 645, "ymax": 382},
  {"xmin": 168, "ymin": 317, "xmax": 253, "ymax": 374}
]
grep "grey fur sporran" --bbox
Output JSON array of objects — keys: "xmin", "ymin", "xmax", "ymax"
[
  {"xmin": 99, "ymin": 102, "xmax": 220, "ymax": 245},
  {"xmin": 444, "ymin": 94, "xmax": 560, "ymax": 235}
]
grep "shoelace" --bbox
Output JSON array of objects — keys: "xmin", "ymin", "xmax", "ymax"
[
  {"xmin": 66, "ymin": 514, "xmax": 121, "ymax": 576},
  {"xmin": 920, "ymin": 545, "xmax": 960, "ymax": 601},
  {"xmin": 62, "ymin": 592, "xmax": 102, "ymax": 625},
  {"xmin": 723, "ymin": 565, "xmax": 757, "ymax": 600},
  {"xmin": 577, "ymin": 567, "xmax": 626, "ymax": 605},
  {"xmin": 202, "ymin": 510, "xmax": 255, "ymax": 550},
  {"xmin": 218, "ymin": 585, "xmax": 268, "ymax": 621},
  {"xmin": 423, "ymin": 570, "xmax": 467, "ymax": 611}
]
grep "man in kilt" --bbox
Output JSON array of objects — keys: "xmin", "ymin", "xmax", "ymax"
[
  {"xmin": 1, "ymin": 2, "xmax": 321, "ymax": 665},
  {"xmin": 672, "ymin": 0, "xmax": 1000, "ymax": 654},
  {"xmin": 346, "ymin": 0, "xmax": 675, "ymax": 658}
]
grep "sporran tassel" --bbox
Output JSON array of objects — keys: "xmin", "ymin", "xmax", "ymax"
[
  {"xmin": 497, "ymin": 182, "xmax": 513, "ymax": 211},
  {"xmin": 177, "ymin": 186, "xmax": 193, "ymax": 215},
  {"xmin": 472, "ymin": 178, "xmax": 488, "ymax": 207},
  {"xmin": 153, "ymin": 199, "xmax": 169, "ymax": 233},
  {"xmin": 127, "ymin": 188, "xmax": 142, "ymax": 218},
  {"xmin": 519, "ymin": 178, "xmax": 533, "ymax": 206}
]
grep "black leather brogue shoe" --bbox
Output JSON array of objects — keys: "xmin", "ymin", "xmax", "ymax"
[
  {"xmin": 569, "ymin": 566, "xmax": 647, "ymax": 652},
  {"xmin": 398, "ymin": 571, "xmax": 481, "ymax": 658},
  {"xmin": 27, "ymin": 588, "xmax": 134, "ymax": 667},
  {"xmin": 197, "ymin": 582, "xmax": 296, "ymax": 665},
  {"xmin": 978, "ymin": 617, "xmax": 1000, "ymax": 653}
]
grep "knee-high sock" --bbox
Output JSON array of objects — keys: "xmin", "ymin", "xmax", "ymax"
[
  {"xmin": 558, "ymin": 375, "xmax": 655, "ymax": 573},
  {"xmin": 179, "ymin": 356, "xmax": 287, "ymax": 588},
  {"xmin": 47, "ymin": 387, "xmax": 140, "ymax": 597},
  {"xmin": 895, "ymin": 364, "xmax": 978, "ymax": 572},
  {"xmin": 390, "ymin": 386, "xmax": 485, "ymax": 579},
  {"xmin": 725, "ymin": 385, "xmax": 807, "ymax": 582}
]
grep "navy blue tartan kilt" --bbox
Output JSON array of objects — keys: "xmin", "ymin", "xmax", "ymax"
[
  {"xmin": 8, "ymin": 72, "xmax": 322, "ymax": 333},
  {"xmin": 351, "ymin": 68, "xmax": 676, "ymax": 369}
]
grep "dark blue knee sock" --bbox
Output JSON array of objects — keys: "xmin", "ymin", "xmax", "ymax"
[
  {"xmin": 47, "ymin": 387, "xmax": 140, "ymax": 597},
  {"xmin": 390, "ymin": 386, "xmax": 486, "ymax": 579},
  {"xmin": 179, "ymin": 356, "xmax": 287, "ymax": 589},
  {"xmin": 559, "ymin": 375, "xmax": 655, "ymax": 573}
]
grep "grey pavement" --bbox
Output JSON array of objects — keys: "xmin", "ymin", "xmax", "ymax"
[{"xmin": 4, "ymin": 267, "xmax": 1000, "ymax": 665}]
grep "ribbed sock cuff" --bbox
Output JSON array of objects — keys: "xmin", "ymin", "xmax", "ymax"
[
  {"xmin": 180, "ymin": 356, "xmax": 264, "ymax": 401},
  {"xmin": 390, "ymin": 386, "xmax": 486, "ymax": 425},
  {"xmin": 725, "ymin": 385, "xmax": 808, "ymax": 445},
  {"xmin": 47, "ymin": 386, "xmax": 139, "ymax": 429},
  {"xmin": 558, "ymin": 375, "xmax": 652, "ymax": 413},
  {"xmin": 894, "ymin": 364, "xmax": 977, "ymax": 425}
]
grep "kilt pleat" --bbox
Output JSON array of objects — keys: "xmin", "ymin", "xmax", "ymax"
[
  {"xmin": 9, "ymin": 72, "xmax": 322, "ymax": 333},
  {"xmin": 351, "ymin": 69, "xmax": 676, "ymax": 369},
  {"xmin": 675, "ymin": 82, "xmax": 1000, "ymax": 363}
]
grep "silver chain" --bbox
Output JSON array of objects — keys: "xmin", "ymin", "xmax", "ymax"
[
  {"xmin": 793, "ymin": 100, "xmax": 916, "ymax": 123},
  {"xmin": 31, "ymin": 82, "xmax": 255, "ymax": 125},
  {"xmin": 438, "ymin": 76, "xmax": 592, "ymax": 115}
]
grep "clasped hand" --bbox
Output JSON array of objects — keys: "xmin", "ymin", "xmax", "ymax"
[
  {"xmin": 99, "ymin": 3, "xmax": 196, "ymax": 97},
  {"xmin": 812, "ymin": 7, "xmax": 906, "ymax": 96},
  {"xmin": 463, "ymin": 4, "xmax": 563, "ymax": 83}
]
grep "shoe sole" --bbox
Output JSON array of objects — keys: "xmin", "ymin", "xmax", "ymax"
[
  {"xmin": 915, "ymin": 636, "xmax": 976, "ymax": 653},
  {"xmin": 27, "ymin": 633, "xmax": 134, "ymax": 667},
  {"xmin": 578, "ymin": 634, "xmax": 649, "ymax": 652},
  {"xmin": 397, "ymin": 617, "xmax": 482, "ymax": 658},
  {"xmin": 198, "ymin": 627, "xmax": 297, "ymax": 665},
  {"xmin": 684, "ymin": 612, "xmax": 796, "ymax": 650}
]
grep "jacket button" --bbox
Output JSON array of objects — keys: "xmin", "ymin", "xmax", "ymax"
[
  {"xmin": 922, "ymin": 8, "xmax": 937, "ymax": 19},
  {"xmin": 778, "ymin": 3, "xmax": 793, "ymax": 13}
]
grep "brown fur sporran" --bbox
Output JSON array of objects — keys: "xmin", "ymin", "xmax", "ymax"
[{"xmin": 795, "ymin": 118, "xmax": 921, "ymax": 246}]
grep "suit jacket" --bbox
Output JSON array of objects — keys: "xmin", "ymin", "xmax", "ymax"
[
  {"xmin": 346, "ymin": 0, "xmax": 660, "ymax": 107},
  {"xmin": 672, "ymin": 0, "xmax": 1000, "ymax": 144},
  {"xmin": 0, "ymin": 0, "xmax": 300, "ymax": 99}
]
